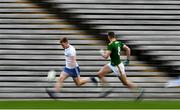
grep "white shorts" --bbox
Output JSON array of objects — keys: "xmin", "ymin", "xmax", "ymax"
[{"xmin": 108, "ymin": 62, "xmax": 126, "ymax": 76}]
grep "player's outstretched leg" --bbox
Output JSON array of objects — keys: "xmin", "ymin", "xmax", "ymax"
[
  {"xmin": 135, "ymin": 88, "xmax": 145, "ymax": 101},
  {"xmin": 118, "ymin": 74, "xmax": 144, "ymax": 101},
  {"xmin": 46, "ymin": 88, "xmax": 57, "ymax": 99},
  {"xmin": 97, "ymin": 64, "xmax": 112, "ymax": 98},
  {"xmin": 46, "ymin": 71, "xmax": 68, "ymax": 99},
  {"xmin": 99, "ymin": 87, "xmax": 113, "ymax": 98}
]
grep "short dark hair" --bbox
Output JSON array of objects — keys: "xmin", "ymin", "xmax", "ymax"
[
  {"xmin": 60, "ymin": 37, "xmax": 68, "ymax": 43},
  {"xmin": 108, "ymin": 32, "xmax": 116, "ymax": 38}
]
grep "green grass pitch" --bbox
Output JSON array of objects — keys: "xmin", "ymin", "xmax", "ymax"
[{"xmin": 0, "ymin": 100, "xmax": 179, "ymax": 109}]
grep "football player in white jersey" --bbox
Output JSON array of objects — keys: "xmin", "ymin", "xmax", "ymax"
[{"xmin": 46, "ymin": 37, "xmax": 97, "ymax": 98}]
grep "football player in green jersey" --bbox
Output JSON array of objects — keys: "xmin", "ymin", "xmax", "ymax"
[{"xmin": 98, "ymin": 32, "xmax": 144, "ymax": 99}]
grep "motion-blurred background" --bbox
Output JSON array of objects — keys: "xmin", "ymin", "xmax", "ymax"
[{"xmin": 0, "ymin": 0, "xmax": 179, "ymax": 99}]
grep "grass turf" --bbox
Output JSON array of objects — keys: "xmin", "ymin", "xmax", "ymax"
[{"xmin": 0, "ymin": 100, "xmax": 179, "ymax": 109}]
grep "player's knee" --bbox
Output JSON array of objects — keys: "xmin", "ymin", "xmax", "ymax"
[{"xmin": 74, "ymin": 80, "xmax": 82, "ymax": 86}]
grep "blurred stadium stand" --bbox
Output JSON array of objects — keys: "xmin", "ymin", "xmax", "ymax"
[{"xmin": 0, "ymin": 0, "xmax": 179, "ymax": 99}]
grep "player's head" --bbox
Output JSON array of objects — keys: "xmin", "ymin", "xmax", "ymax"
[
  {"xmin": 60, "ymin": 37, "xmax": 69, "ymax": 49},
  {"xmin": 107, "ymin": 32, "xmax": 116, "ymax": 41}
]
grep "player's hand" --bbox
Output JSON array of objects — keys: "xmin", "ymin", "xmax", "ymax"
[
  {"xmin": 123, "ymin": 59, "xmax": 130, "ymax": 66},
  {"xmin": 99, "ymin": 49, "xmax": 104, "ymax": 56}
]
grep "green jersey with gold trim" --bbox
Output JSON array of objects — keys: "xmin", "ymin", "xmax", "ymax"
[{"xmin": 107, "ymin": 41, "xmax": 124, "ymax": 66}]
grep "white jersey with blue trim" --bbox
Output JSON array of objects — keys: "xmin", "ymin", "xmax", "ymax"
[{"xmin": 64, "ymin": 45, "xmax": 78, "ymax": 69}]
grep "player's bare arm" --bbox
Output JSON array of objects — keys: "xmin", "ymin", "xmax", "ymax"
[{"xmin": 122, "ymin": 45, "xmax": 131, "ymax": 60}]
